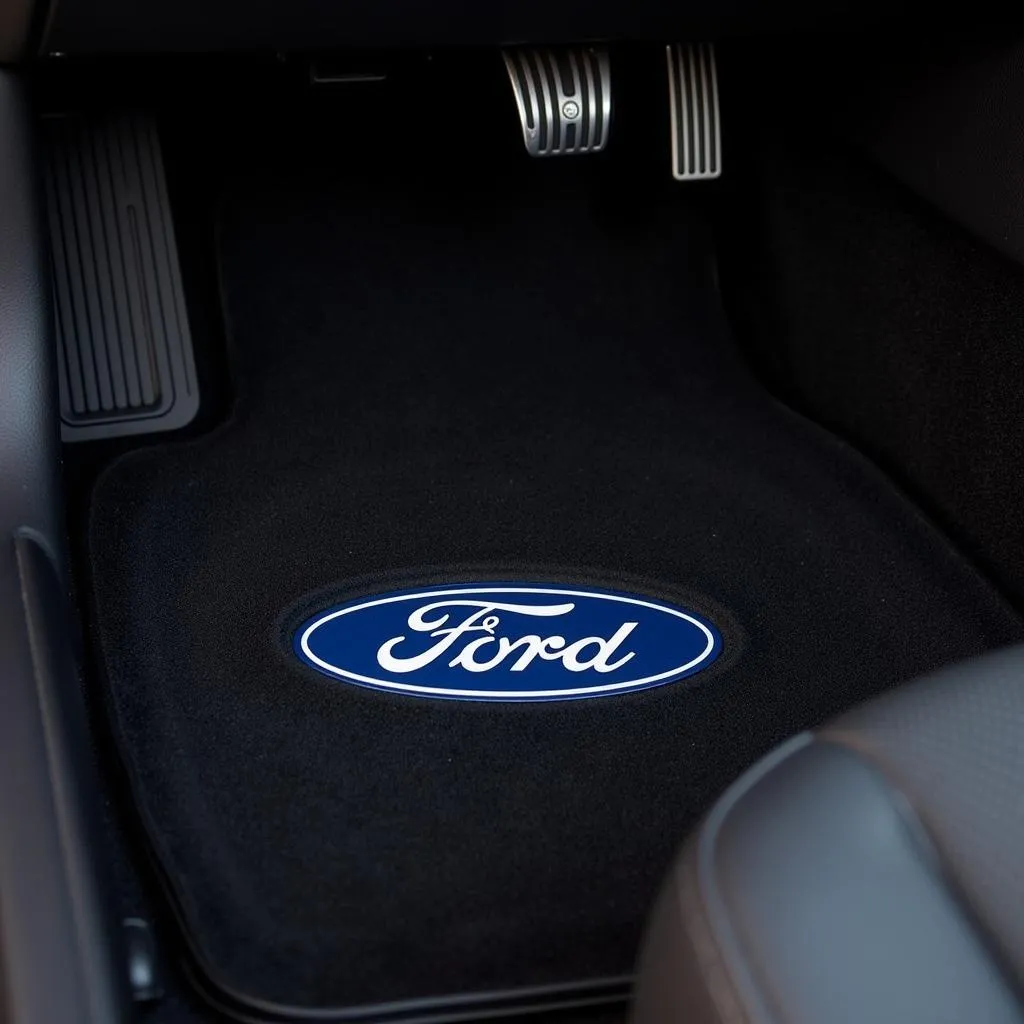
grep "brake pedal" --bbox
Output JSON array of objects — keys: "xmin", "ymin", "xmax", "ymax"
[
  {"xmin": 666, "ymin": 43, "xmax": 721, "ymax": 180},
  {"xmin": 503, "ymin": 47, "xmax": 611, "ymax": 157}
]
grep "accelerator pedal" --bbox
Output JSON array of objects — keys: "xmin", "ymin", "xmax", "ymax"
[
  {"xmin": 503, "ymin": 47, "xmax": 611, "ymax": 157},
  {"xmin": 43, "ymin": 113, "xmax": 198, "ymax": 441},
  {"xmin": 666, "ymin": 43, "xmax": 721, "ymax": 181}
]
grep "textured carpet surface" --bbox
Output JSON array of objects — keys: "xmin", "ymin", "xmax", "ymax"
[
  {"xmin": 88, "ymin": 142, "xmax": 1022, "ymax": 1012},
  {"xmin": 725, "ymin": 133, "xmax": 1024, "ymax": 609}
]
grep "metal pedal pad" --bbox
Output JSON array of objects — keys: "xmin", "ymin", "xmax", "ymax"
[
  {"xmin": 43, "ymin": 113, "xmax": 199, "ymax": 441},
  {"xmin": 503, "ymin": 47, "xmax": 611, "ymax": 157},
  {"xmin": 666, "ymin": 43, "xmax": 721, "ymax": 180}
]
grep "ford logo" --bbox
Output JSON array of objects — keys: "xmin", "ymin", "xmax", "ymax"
[{"xmin": 293, "ymin": 583, "xmax": 722, "ymax": 701}]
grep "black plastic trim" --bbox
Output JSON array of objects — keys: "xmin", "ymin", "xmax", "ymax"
[
  {"xmin": 187, "ymin": 964, "xmax": 631, "ymax": 1024},
  {"xmin": 44, "ymin": 0, "xmax": 990, "ymax": 56},
  {"xmin": 0, "ymin": 0, "xmax": 36, "ymax": 63},
  {"xmin": 0, "ymin": 70, "xmax": 129, "ymax": 1024}
]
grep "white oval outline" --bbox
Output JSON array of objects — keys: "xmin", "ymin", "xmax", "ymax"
[{"xmin": 297, "ymin": 586, "xmax": 720, "ymax": 699}]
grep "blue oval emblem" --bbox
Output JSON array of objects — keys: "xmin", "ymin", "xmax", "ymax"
[{"xmin": 294, "ymin": 583, "xmax": 722, "ymax": 701}]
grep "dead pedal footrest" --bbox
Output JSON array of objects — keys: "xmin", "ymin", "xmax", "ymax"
[{"xmin": 43, "ymin": 113, "xmax": 199, "ymax": 441}]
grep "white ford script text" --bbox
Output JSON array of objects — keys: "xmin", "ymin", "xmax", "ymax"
[{"xmin": 376, "ymin": 600, "xmax": 638, "ymax": 674}]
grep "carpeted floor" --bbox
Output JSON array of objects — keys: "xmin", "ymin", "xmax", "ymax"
[{"xmin": 87, "ymin": 130, "xmax": 1022, "ymax": 1014}]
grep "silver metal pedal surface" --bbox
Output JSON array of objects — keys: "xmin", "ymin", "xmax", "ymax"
[
  {"xmin": 666, "ymin": 43, "xmax": 721, "ymax": 181},
  {"xmin": 43, "ymin": 113, "xmax": 198, "ymax": 441},
  {"xmin": 503, "ymin": 47, "xmax": 611, "ymax": 157}
]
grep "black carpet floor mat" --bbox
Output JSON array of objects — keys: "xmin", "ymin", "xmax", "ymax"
[{"xmin": 88, "ymin": 143, "xmax": 1022, "ymax": 1014}]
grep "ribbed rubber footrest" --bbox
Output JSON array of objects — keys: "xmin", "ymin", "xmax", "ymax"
[
  {"xmin": 666, "ymin": 43, "xmax": 722, "ymax": 181},
  {"xmin": 503, "ymin": 47, "xmax": 611, "ymax": 157},
  {"xmin": 43, "ymin": 113, "xmax": 198, "ymax": 441}
]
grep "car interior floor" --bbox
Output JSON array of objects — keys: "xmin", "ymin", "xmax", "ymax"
[{"xmin": 47, "ymin": 46, "xmax": 1024, "ymax": 1024}]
